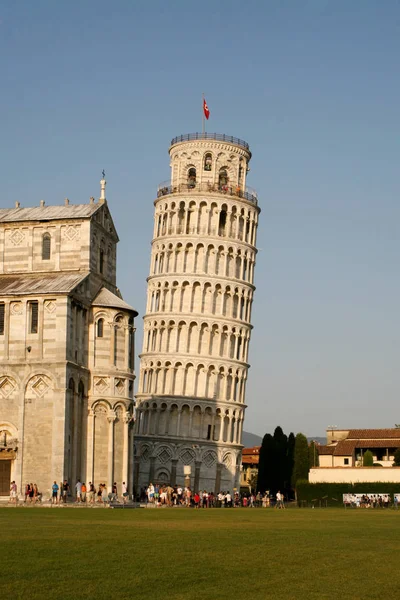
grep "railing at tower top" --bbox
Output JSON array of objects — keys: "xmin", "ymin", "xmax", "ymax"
[
  {"xmin": 157, "ymin": 181, "xmax": 258, "ymax": 206},
  {"xmin": 170, "ymin": 133, "xmax": 250, "ymax": 152}
]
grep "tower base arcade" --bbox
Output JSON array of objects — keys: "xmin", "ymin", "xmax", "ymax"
[{"xmin": 134, "ymin": 394, "xmax": 243, "ymax": 494}]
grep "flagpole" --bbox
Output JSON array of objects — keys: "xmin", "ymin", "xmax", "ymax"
[{"xmin": 202, "ymin": 92, "xmax": 205, "ymax": 135}]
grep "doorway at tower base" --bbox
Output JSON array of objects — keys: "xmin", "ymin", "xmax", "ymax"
[{"xmin": 134, "ymin": 438, "xmax": 241, "ymax": 494}]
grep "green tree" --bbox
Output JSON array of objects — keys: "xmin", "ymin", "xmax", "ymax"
[
  {"xmin": 309, "ymin": 441, "xmax": 320, "ymax": 469},
  {"xmin": 292, "ymin": 433, "xmax": 309, "ymax": 488},
  {"xmin": 285, "ymin": 432, "xmax": 296, "ymax": 489},
  {"xmin": 257, "ymin": 433, "xmax": 274, "ymax": 493},
  {"xmin": 257, "ymin": 427, "xmax": 290, "ymax": 494},
  {"xmin": 393, "ymin": 449, "xmax": 400, "ymax": 466},
  {"xmin": 273, "ymin": 426, "xmax": 288, "ymax": 493},
  {"xmin": 363, "ymin": 450, "xmax": 374, "ymax": 466}
]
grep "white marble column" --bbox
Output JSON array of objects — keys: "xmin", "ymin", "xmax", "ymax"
[
  {"xmin": 86, "ymin": 408, "xmax": 95, "ymax": 486},
  {"xmin": 107, "ymin": 414, "xmax": 116, "ymax": 493}
]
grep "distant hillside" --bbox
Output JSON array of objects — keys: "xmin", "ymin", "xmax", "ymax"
[
  {"xmin": 242, "ymin": 431, "xmax": 263, "ymax": 447},
  {"xmin": 307, "ymin": 437, "xmax": 326, "ymax": 445},
  {"xmin": 241, "ymin": 432, "xmax": 326, "ymax": 447}
]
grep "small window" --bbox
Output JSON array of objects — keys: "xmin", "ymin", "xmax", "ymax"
[
  {"xmin": 97, "ymin": 318, "xmax": 104, "ymax": 338},
  {"xmin": 99, "ymin": 249, "xmax": 104, "ymax": 274},
  {"xmin": 42, "ymin": 233, "xmax": 51, "ymax": 260},
  {"xmin": 219, "ymin": 168, "xmax": 228, "ymax": 190},
  {"xmin": 0, "ymin": 304, "xmax": 4, "ymax": 335},
  {"xmin": 344, "ymin": 458, "xmax": 349, "ymax": 465},
  {"xmin": 29, "ymin": 301, "xmax": 39, "ymax": 334},
  {"xmin": 187, "ymin": 168, "xmax": 196, "ymax": 188},
  {"xmin": 204, "ymin": 153, "xmax": 212, "ymax": 171}
]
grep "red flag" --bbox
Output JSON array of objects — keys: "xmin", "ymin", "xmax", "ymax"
[{"xmin": 203, "ymin": 98, "xmax": 210, "ymax": 120}]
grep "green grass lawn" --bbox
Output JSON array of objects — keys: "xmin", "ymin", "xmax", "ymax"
[{"xmin": 1, "ymin": 507, "xmax": 399, "ymax": 600}]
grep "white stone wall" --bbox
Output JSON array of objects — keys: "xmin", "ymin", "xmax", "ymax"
[
  {"xmin": 135, "ymin": 135, "xmax": 260, "ymax": 493},
  {"xmin": 0, "ymin": 203, "xmax": 136, "ymax": 497},
  {"xmin": 310, "ymin": 467, "xmax": 400, "ymax": 483}
]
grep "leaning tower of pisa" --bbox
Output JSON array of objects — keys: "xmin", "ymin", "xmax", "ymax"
[{"xmin": 134, "ymin": 132, "xmax": 260, "ymax": 493}]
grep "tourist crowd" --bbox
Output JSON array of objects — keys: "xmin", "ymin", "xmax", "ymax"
[
  {"xmin": 9, "ymin": 480, "xmax": 129, "ymax": 505},
  {"xmin": 343, "ymin": 493, "xmax": 394, "ymax": 509},
  {"xmin": 140, "ymin": 484, "xmax": 284, "ymax": 508}
]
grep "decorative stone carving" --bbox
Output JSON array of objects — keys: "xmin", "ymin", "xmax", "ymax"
[
  {"xmin": 157, "ymin": 446, "xmax": 172, "ymax": 464},
  {"xmin": 94, "ymin": 377, "xmax": 109, "ymax": 394},
  {"xmin": 115, "ymin": 378, "xmax": 125, "ymax": 395},
  {"xmin": 10, "ymin": 229, "xmax": 25, "ymax": 246},
  {"xmin": 179, "ymin": 448, "xmax": 195, "ymax": 464},
  {"xmin": 203, "ymin": 451, "xmax": 217, "ymax": 469},
  {"xmin": 29, "ymin": 375, "xmax": 52, "ymax": 398},
  {"xmin": 141, "ymin": 446, "xmax": 150, "ymax": 462},
  {"xmin": 63, "ymin": 225, "xmax": 80, "ymax": 241},
  {"xmin": 10, "ymin": 302, "xmax": 22, "ymax": 315},
  {"xmin": 0, "ymin": 376, "xmax": 16, "ymax": 398},
  {"xmin": 44, "ymin": 300, "xmax": 56, "ymax": 313}
]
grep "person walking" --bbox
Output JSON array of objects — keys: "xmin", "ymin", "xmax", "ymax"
[
  {"xmin": 10, "ymin": 481, "xmax": 17, "ymax": 504},
  {"xmin": 62, "ymin": 480, "xmax": 70, "ymax": 504},
  {"xmin": 75, "ymin": 479, "xmax": 82, "ymax": 502},
  {"xmin": 275, "ymin": 490, "xmax": 285, "ymax": 509},
  {"xmin": 122, "ymin": 482, "xmax": 128, "ymax": 504}
]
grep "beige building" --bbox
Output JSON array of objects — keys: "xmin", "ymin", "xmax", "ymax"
[
  {"xmin": 0, "ymin": 178, "xmax": 138, "ymax": 498},
  {"xmin": 135, "ymin": 132, "xmax": 260, "ymax": 492},
  {"xmin": 240, "ymin": 446, "xmax": 260, "ymax": 491},
  {"xmin": 311, "ymin": 428, "xmax": 400, "ymax": 484},
  {"xmin": 318, "ymin": 428, "xmax": 400, "ymax": 468}
]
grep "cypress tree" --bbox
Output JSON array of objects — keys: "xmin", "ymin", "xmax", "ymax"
[
  {"xmin": 292, "ymin": 433, "xmax": 309, "ymax": 488},
  {"xmin": 257, "ymin": 433, "xmax": 274, "ymax": 493},
  {"xmin": 286, "ymin": 432, "xmax": 296, "ymax": 492},
  {"xmin": 308, "ymin": 440, "xmax": 320, "ymax": 469},
  {"xmin": 273, "ymin": 426, "xmax": 288, "ymax": 493}
]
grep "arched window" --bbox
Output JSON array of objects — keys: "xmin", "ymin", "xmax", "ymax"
[
  {"xmin": 204, "ymin": 153, "xmax": 212, "ymax": 171},
  {"xmin": 219, "ymin": 168, "xmax": 228, "ymax": 191},
  {"xmin": 42, "ymin": 233, "xmax": 51, "ymax": 260},
  {"xmin": 96, "ymin": 318, "xmax": 104, "ymax": 338},
  {"xmin": 187, "ymin": 168, "xmax": 196, "ymax": 188},
  {"xmin": 99, "ymin": 249, "xmax": 104, "ymax": 274}
]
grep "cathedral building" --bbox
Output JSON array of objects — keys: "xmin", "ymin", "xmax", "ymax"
[
  {"xmin": 0, "ymin": 178, "xmax": 137, "ymax": 498},
  {"xmin": 134, "ymin": 133, "xmax": 260, "ymax": 492}
]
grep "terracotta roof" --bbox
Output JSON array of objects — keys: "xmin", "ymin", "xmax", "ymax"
[
  {"xmin": 92, "ymin": 287, "xmax": 137, "ymax": 314},
  {"xmin": 347, "ymin": 429, "xmax": 400, "ymax": 440},
  {"xmin": 332, "ymin": 439, "xmax": 400, "ymax": 456},
  {"xmin": 0, "ymin": 203, "xmax": 100, "ymax": 223},
  {"xmin": 0, "ymin": 272, "xmax": 88, "ymax": 296},
  {"xmin": 242, "ymin": 446, "xmax": 260, "ymax": 456},
  {"xmin": 242, "ymin": 455, "xmax": 259, "ymax": 465},
  {"xmin": 318, "ymin": 445, "xmax": 335, "ymax": 455},
  {"xmin": 333, "ymin": 440, "xmax": 357, "ymax": 456}
]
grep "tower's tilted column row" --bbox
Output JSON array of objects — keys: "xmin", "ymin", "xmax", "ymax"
[{"xmin": 135, "ymin": 133, "xmax": 260, "ymax": 493}]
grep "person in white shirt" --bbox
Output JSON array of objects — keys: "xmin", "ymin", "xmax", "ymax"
[
  {"xmin": 75, "ymin": 479, "xmax": 82, "ymax": 502},
  {"xmin": 275, "ymin": 490, "xmax": 285, "ymax": 509},
  {"xmin": 122, "ymin": 481, "xmax": 128, "ymax": 504}
]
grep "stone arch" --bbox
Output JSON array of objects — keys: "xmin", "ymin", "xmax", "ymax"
[{"xmin": 192, "ymin": 405, "xmax": 202, "ymax": 438}]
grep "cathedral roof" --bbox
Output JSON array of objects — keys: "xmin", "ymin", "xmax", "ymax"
[
  {"xmin": 92, "ymin": 287, "xmax": 137, "ymax": 314},
  {"xmin": 0, "ymin": 203, "xmax": 100, "ymax": 223},
  {"xmin": 0, "ymin": 272, "xmax": 88, "ymax": 296}
]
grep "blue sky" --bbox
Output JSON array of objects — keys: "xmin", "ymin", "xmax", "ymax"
[{"xmin": 1, "ymin": 1, "xmax": 399, "ymax": 437}]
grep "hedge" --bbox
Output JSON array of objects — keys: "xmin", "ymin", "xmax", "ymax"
[{"xmin": 296, "ymin": 480, "xmax": 400, "ymax": 506}]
